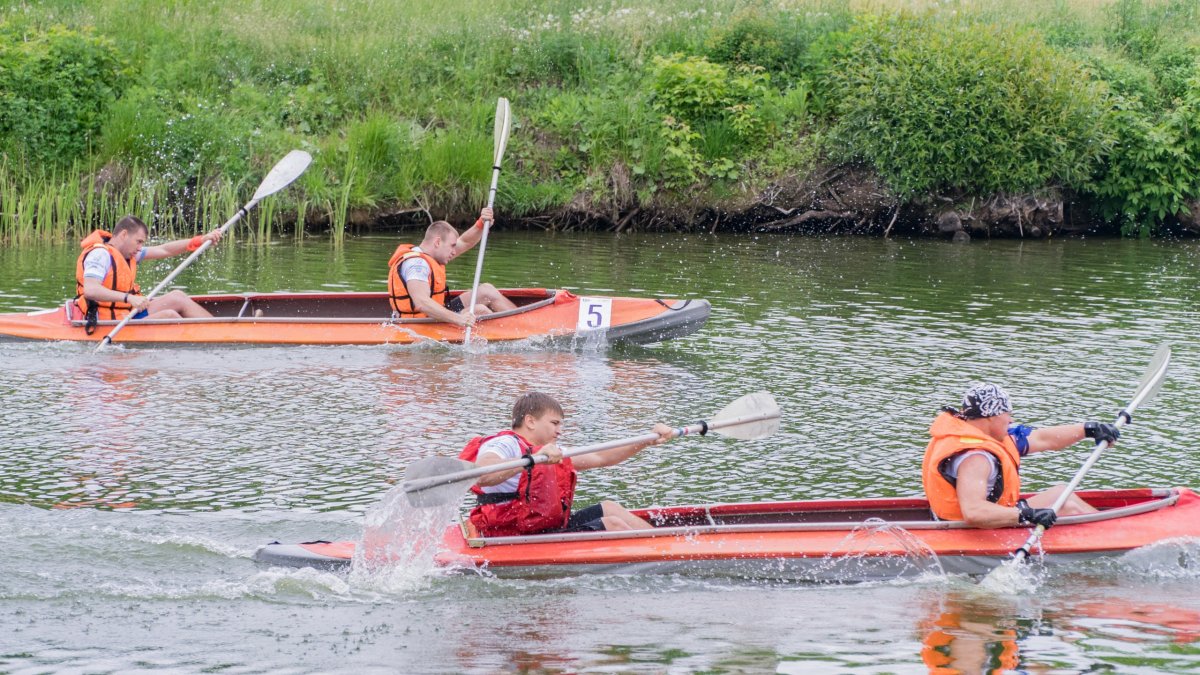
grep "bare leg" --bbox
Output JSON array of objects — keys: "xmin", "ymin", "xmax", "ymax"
[
  {"xmin": 147, "ymin": 290, "xmax": 212, "ymax": 319},
  {"xmin": 473, "ymin": 283, "xmax": 517, "ymax": 312},
  {"xmin": 1026, "ymin": 485, "xmax": 1098, "ymax": 515},
  {"xmin": 597, "ymin": 500, "xmax": 653, "ymax": 530}
]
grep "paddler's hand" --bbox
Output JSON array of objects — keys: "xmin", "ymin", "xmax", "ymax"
[
  {"xmin": 203, "ymin": 228, "xmax": 223, "ymax": 246},
  {"xmin": 477, "ymin": 207, "xmax": 494, "ymax": 228},
  {"xmin": 127, "ymin": 293, "xmax": 151, "ymax": 313},
  {"xmin": 651, "ymin": 423, "xmax": 673, "ymax": 444},
  {"xmin": 539, "ymin": 442, "xmax": 563, "ymax": 465},
  {"xmin": 454, "ymin": 311, "xmax": 476, "ymax": 328}
]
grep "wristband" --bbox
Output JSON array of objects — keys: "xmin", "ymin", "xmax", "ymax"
[
  {"xmin": 186, "ymin": 235, "xmax": 204, "ymax": 251},
  {"xmin": 123, "ymin": 292, "xmax": 129, "ymax": 304},
  {"xmin": 473, "ymin": 219, "xmax": 485, "ymax": 230}
]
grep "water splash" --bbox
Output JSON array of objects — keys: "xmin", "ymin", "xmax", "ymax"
[
  {"xmin": 803, "ymin": 518, "xmax": 946, "ymax": 582},
  {"xmin": 348, "ymin": 483, "xmax": 459, "ymax": 593},
  {"xmin": 1117, "ymin": 537, "xmax": 1200, "ymax": 580}
]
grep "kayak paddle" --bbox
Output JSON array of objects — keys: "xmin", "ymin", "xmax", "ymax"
[
  {"xmin": 463, "ymin": 97, "xmax": 512, "ymax": 344},
  {"xmin": 982, "ymin": 344, "xmax": 1171, "ymax": 584},
  {"xmin": 96, "ymin": 150, "xmax": 313, "ymax": 350},
  {"xmin": 401, "ymin": 390, "xmax": 781, "ymax": 507}
]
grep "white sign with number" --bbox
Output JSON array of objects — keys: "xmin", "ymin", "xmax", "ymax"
[{"xmin": 577, "ymin": 297, "xmax": 613, "ymax": 331}]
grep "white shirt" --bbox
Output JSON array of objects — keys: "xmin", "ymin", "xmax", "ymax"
[
  {"xmin": 398, "ymin": 246, "xmax": 432, "ymax": 285},
  {"xmin": 943, "ymin": 450, "xmax": 1000, "ymax": 492},
  {"xmin": 82, "ymin": 247, "xmax": 146, "ymax": 281},
  {"xmin": 476, "ymin": 434, "xmax": 526, "ymax": 493}
]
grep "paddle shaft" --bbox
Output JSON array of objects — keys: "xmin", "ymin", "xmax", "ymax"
[
  {"xmin": 1012, "ymin": 352, "xmax": 1169, "ymax": 561},
  {"xmin": 402, "ymin": 409, "xmax": 778, "ymax": 494},
  {"xmin": 463, "ymin": 165, "xmax": 500, "ymax": 343},
  {"xmin": 95, "ymin": 202, "xmax": 260, "ymax": 349}
]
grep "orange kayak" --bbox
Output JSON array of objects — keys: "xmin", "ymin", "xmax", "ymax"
[
  {"xmin": 0, "ymin": 289, "xmax": 709, "ymax": 345},
  {"xmin": 254, "ymin": 487, "xmax": 1200, "ymax": 579}
]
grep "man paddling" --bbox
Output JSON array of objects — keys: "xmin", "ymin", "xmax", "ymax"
[
  {"xmin": 922, "ymin": 383, "xmax": 1120, "ymax": 529},
  {"xmin": 75, "ymin": 215, "xmax": 222, "ymax": 333},
  {"xmin": 461, "ymin": 392, "xmax": 673, "ymax": 535},
  {"xmin": 386, "ymin": 207, "xmax": 516, "ymax": 328}
]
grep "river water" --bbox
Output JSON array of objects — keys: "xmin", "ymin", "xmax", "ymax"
[{"xmin": 2, "ymin": 232, "xmax": 1199, "ymax": 673}]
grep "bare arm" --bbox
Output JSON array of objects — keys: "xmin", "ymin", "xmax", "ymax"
[
  {"xmin": 571, "ymin": 424, "xmax": 673, "ymax": 471},
  {"xmin": 1026, "ymin": 424, "xmax": 1086, "ymax": 454},
  {"xmin": 446, "ymin": 207, "xmax": 492, "ymax": 263},
  {"xmin": 82, "ymin": 277, "xmax": 128, "ymax": 304},
  {"xmin": 954, "ymin": 454, "xmax": 1021, "ymax": 529},
  {"xmin": 142, "ymin": 229, "xmax": 223, "ymax": 260},
  {"xmin": 406, "ymin": 279, "xmax": 472, "ymax": 327}
]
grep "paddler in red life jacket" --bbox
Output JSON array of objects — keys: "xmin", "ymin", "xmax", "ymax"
[
  {"xmin": 386, "ymin": 207, "xmax": 517, "ymax": 327},
  {"xmin": 459, "ymin": 392, "xmax": 674, "ymax": 537},
  {"xmin": 921, "ymin": 382, "xmax": 1119, "ymax": 529},
  {"xmin": 74, "ymin": 215, "xmax": 223, "ymax": 333}
]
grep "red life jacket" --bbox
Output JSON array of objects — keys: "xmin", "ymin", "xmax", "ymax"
[{"xmin": 459, "ymin": 430, "xmax": 577, "ymax": 537}]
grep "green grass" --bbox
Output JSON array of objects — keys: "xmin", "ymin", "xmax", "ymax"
[{"xmin": 2, "ymin": 0, "xmax": 1200, "ymax": 240}]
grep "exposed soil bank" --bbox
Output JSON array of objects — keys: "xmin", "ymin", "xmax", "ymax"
[{"xmin": 336, "ymin": 168, "xmax": 1200, "ymax": 239}]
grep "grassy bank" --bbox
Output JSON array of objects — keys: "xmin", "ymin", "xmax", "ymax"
[{"xmin": 2, "ymin": 0, "xmax": 1200, "ymax": 240}]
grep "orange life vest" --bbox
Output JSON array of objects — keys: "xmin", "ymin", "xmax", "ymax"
[
  {"xmin": 74, "ymin": 229, "xmax": 140, "ymax": 327},
  {"xmin": 459, "ymin": 430, "xmax": 578, "ymax": 537},
  {"xmin": 387, "ymin": 244, "xmax": 447, "ymax": 316},
  {"xmin": 921, "ymin": 412, "xmax": 1022, "ymax": 521}
]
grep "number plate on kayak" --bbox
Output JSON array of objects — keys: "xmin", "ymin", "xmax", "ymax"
[{"xmin": 577, "ymin": 297, "xmax": 613, "ymax": 331}]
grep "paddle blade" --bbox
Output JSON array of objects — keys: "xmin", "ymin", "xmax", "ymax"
[
  {"xmin": 493, "ymin": 98, "xmax": 512, "ymax": 166},
  {"xmin": 251, "ymin": 150, "xmax": 313, "ymax": 201},
  {"xmin": 710, "ymin": 391, "xmax": 781, "ymax": 440},
  {"xmin": 402, "ymin": 456, "xmax": 474, "ymax": 508},
  {"xmin": 1130, "ymin": 344, "xmax": 1171, "ymax": 413}
]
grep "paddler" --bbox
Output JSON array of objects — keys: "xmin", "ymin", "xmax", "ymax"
[
  {"xmin": 75, "ymin": 215, "xmax": 223, "ymax": 334},
  {"xmin": 386, "ymin": 206, "xmax": 516, "ymax": 327},
  {"xmin": 460, "ymin": 392, "xmax": 674, "ymax": 536},
  {"xmin": 922, "ymin": 382, "xmax": 1120, "ymax": 529}
]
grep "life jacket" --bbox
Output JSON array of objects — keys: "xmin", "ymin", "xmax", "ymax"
[
  {"xmin": 387, "ymin": 244, "xmax": 447, "ymax": 316},
  {"xmin": 74, "ymin": 229, "xmax": 140, "ymax": 333},
  {"xmin": 459, "ymin": 430, "xmax": 577, "ymax": 537},
  {"xmin": 921, "ymin": 412, "xmax": 1022, "ymax": 521}
]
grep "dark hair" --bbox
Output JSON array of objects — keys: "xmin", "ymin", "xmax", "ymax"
[
  {"xmin": 113, "ymin": 215, "xmax": 148, "ymax": 237},
  {"xmin": 511, "ymin": 392, "xmax": 563, "ymax": 429}
]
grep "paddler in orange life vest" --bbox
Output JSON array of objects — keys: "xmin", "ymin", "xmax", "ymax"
[
  {"xmin": 75, "ymin": 215, "xmax": 223, "ymax": 334},
  {"xmin": 387, "ymin": 207, "xmax": 517, "ymax": 328},
  {"xmin": 460, "ymin": 392, "xmax": 674, "ymax": 536},
  {"xmin": 921, "ymin": 382, "xmax": 1119, "ymax": 529}
]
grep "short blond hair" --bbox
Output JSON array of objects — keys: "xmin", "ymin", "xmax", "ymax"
[{"xmin": 424, "ymin": 220, "xmax": 458, "ymax": 241}]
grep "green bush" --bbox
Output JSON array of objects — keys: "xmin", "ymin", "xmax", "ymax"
[
  {"xmin": 825, "ymin": 15, "xmax": 1111, "ymax": 198},
  {"xmin": 1088, "ymin": 78, "xmax": 1200, "ymax": 232},
  {"xmin": 0, "ymin": 21, "xmax": 129, "ymax": 166}
]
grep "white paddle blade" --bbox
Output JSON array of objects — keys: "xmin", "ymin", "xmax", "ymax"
[
  {"xmin": 492, "ymin": 98, "xmax": 512, "ymax": 166},
  {"xmin": 402, "ymin": 456, "xmax": 474, "ymax": 508},
  {"xmin": 251, "ymin": 150, "xmax": 313, "ymax": 201},
  {"xmin": 710, "ymin": 391, "xmax": 781, "ymax": 440},
  {"xmin": 1130, "ymin": 344, "xmax": 1171, "ymax": 412}
]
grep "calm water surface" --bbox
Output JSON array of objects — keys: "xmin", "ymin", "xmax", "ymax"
[{"xmin": 2, "ymin": 232, "xmax": 1200, "ymax": 672}]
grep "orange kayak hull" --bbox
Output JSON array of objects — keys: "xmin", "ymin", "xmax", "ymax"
[
  {"xmin": 0, "ymin": 289, "xmax": 709, "ymax": 345},
  {"xmin": 254, "ymin": 487, "xmax": 1200, "ymax": 579}
]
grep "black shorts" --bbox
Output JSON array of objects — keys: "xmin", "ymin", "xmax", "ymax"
[
  {"xmin": 562, "ymin": 503, "xmax": 606, "ymax": 532},
  {"xmin": 447, "ymin": 296, "xmax": 464, "ymax": 313}
]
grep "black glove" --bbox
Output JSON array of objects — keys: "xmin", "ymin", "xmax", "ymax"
[
  {"xmin": 1084, "ymin": 421, "xmax": 1120, "ymax": 444},
  {"xmin": 1017, "ymin": 499, "xmax": 1057, "ymax": 528}
]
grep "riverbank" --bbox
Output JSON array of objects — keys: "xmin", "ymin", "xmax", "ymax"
[{"xmin": 2, "ymin": 0, "xmax": 1199, "ymax": 241}]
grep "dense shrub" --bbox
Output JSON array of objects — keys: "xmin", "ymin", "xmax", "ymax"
[
  {"xmin": 0, "ymin": 21, "xmax": 128, "ymax": 165},
  {"xmin": 825, "ymin": 15, "xmax": 1111, "ymax": 198}
]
